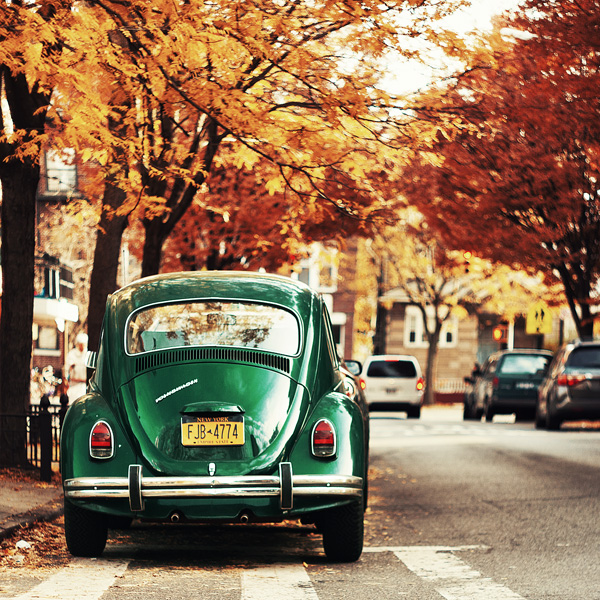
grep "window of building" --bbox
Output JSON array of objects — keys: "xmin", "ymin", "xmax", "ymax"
[
  {"xmin": 404, "ymin": 305, "xmax": 458, "ymax": 348},
  {"xmin": 45, "ymin": 149, "xmax": 77, "ymax": 193},
  {"xmin": 34, "ymin": 324, "xmax": 59, "ymax": 351}
]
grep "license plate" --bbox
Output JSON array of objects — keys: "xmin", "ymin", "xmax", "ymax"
[
  {"xmin": 386, "ymin": 388, "xmax": 398, "ymax": 394},
  {"xmin": 181, "ymin": 416, "xmax": 244, "ymax": 446},
  {"xmin": 516, "ymin": 382, "xmax": 535, "ymax": 389}
]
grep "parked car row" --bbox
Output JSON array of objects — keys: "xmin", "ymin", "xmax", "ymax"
[{"xmin": 463, "ymin": 340, "xmax": 600, "ymax": 430}]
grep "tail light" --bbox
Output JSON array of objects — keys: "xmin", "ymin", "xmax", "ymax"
[
  {"xmin": 359, "ymin": 378, "xmax": 366, "ymax": 391},
  {"xmin": 311, "ymin": 419, "xmax": 336, "ymax": 458},
  {"xmin": 89, "ymin": 421, "xmax": 114, "ymax": 459},
  {"xmin": 416, "ymin": 377, "xmax": 425, "ymax": 392},
  {"xmin": 557, "ymin": 373, "xmax": 588, "ymax": 387},
  {"xmin": 492, "ymin": 376, "xmax": 499, "ymax": 389}
]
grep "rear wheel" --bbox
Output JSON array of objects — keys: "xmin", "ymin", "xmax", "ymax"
[
  {"xmin": 545, "ymin": 403, "xmax": 562, "ymax": 431},
  {"xmin": 406, "ymin": 406, "xmax": 421, "ymax": 419},
  {"xmin": 319, "ymin": 499, "xmax": 364, "ymax": 562},
  {"xmin": 64, "ymin": 499, "xmax": 108, "ymax": 557},
  {"xmin": 534, "ymin": 404, "xmax": 545, "ymax": 429},
  {"xmin": 484, "ymin": 399, "xmax": 494, "ymax": 422}
]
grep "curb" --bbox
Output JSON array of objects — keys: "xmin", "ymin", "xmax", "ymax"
[{"xmin": 0, "ymin": 496, "xmax": 64, "ymax": 542}]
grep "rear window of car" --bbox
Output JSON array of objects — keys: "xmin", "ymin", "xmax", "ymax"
[
  {"xmin": 126, "ymin": 301, "xmax": 300, "ymax": 356},
  {"xmin": 497, "ymin": 354, "xmax": 551, "ymax": 375},
  {"xmin": 366, "ymin": 360, "xmax": 417, "ymax": 378},
  {"xmin": 567, "ymin": 347, "xmax": 600, "ymax": 368}
]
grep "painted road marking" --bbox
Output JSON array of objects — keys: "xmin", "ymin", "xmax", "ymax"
[
  {"xmin": 242, "ymin": 565, "xmax": 319, "ymax": 600},
  {"xmin": 9, "ymin": 547, "xmax": 523, "ymax": 600},
  {"xmin": 12, "ymin": 557, "xmax": 130, "ymax": 600},
  {"xmin": 366, "ymin": 546, "xmax": 525, "ymax": 600}
]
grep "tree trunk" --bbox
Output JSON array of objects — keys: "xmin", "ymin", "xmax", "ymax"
[
  {"xmin": 556, "ymin": 263, "xmax": 594, "ymax": 340},
  {"xmin": 424, "ymin": 329, "xmax": 440, "ymax": 406},
  {"xmin": 140, "ymin": 219, "xmax": 167, "ymax": 278},
  {"xmin": 140, "ymin": 118, "xmax": 223, "ymax": 277},
  {"xmin": 86, "ymin": 182, "xmax": 129, "ymax": 352},
  {"xmin": 0, "ymin": 160, "xmax": 39, "ymax": 466}
]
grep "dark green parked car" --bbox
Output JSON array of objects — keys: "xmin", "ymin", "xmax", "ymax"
[
  {"xmin": 60, "ymin": 272, "xmax": 369, "ymax": 562},
  {"xmin": 464, "ymin": 349, "xmax": 553, "ymax": 422}
]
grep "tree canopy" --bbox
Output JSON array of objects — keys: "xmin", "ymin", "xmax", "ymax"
[
  {"xmin": 58, "ymin": 0, "xmax": 471, "ymax": 346},
  {"xmin": 404, "ymin": 0, "xmax": 600, "ymax": 338},
  {"xmin": 1, "ymin": 0, "xmax": 472, "ymax": 448}
]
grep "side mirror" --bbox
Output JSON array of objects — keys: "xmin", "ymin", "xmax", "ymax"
[
  {"xmin": 344, "ymin": 359, "xmax": 362, "ymax": 376},
  {"xmin": 86, "ymin": 350, "xmax": 98, "ymax": 371}
]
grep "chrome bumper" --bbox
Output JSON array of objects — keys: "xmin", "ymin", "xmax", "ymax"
[{"xmin": 63, "ymin": 463, "xmax": 363, "ymax": 512}]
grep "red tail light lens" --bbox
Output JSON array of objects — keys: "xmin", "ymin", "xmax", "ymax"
[
  {"xmin": 557, "ymin": 373, "xmax": 587, "ymax": 387},
  {"xmin": 311, "ymin": 419, "xmax": 336, "ymax": 458},
  {"xmin": 416, "ymin": 377, "xmax": 424, "ymax": 392},
  {"xmin": 359, "ymin": 378, "xmax": 366, "ymax": 390},
  {"xmin": 89, "ymin": 421, "xmax": 114, "ymax": 459},
  {"xmin": 492, "ymin": 376, "xmax": 499, "ymax": 389}
]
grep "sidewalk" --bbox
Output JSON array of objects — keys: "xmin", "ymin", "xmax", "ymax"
[{"xmin": 0, "ymin": 468, "xmax": 63, "ymax": 541}]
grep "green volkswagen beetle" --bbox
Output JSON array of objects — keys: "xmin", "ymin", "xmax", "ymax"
[{"xmin": 61, "ymin": 272, "xmax": 369, "ymax": 562}]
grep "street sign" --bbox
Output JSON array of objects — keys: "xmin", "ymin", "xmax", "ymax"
[{"xmin": 526, "ymin": 301, "xmax": 552, "ymax": 334}]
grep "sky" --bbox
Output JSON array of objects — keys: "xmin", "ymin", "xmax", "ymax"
[
  {"xmin": 384, "ymin": 0, "xmax": 524, "ymax": 94},
  {"xmin": 446, "ymin": 0, "xmax": 522, "ymax": 32}
]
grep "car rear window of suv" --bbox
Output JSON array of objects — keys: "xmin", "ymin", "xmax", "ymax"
[
  {"xmin": 366, "ymin": 360, "xmax": 417, "ymax": 378},
  {"xmin": 568, "ymin": 347, "xmax": 600, "ymax": 368},
  {"xmin": 498, "ymin": 355, "xmax": 550, "ymax": 375}
]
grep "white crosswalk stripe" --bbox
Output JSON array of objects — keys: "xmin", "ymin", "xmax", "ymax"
[
  {"xmin": 242, "ymin": 565, "xmax": 319, "ymax": 600},
  {"xmin": 11, "ymin": 557, "xmax": 130, "ymax": 600},
  {"xmin": 390, "ymin": 546, "xmax": 526, "ymax": 600}
]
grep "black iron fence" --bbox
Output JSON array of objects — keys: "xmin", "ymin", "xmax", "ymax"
[{"xmin": 0, "ymin": 395, "xmax": 68, "ymax": 482}]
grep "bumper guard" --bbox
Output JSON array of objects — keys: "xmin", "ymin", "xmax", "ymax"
[{"xmin": 63, "ymin": 462, "xmax": 363, "ymax": 512}]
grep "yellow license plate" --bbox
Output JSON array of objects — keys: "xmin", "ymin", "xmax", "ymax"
[{"xmin": 181, "ymin": 416, "xmax": 244, "ymax": 447}]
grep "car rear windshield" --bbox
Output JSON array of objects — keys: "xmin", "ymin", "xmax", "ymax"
[
  {"xmin": 127, "ymin": 301, "xmax": 300, "ymax": 356},
  {"xmin": 366, "ymin": 360, "xmax": 417, "ymax": 378},
  {"xmin": 568, "ymin": 347, "xmax": 600, "ymax": 368},
  {"xmin": 498, "ymin": 354, "xmax": 551, "ymax": 375}
]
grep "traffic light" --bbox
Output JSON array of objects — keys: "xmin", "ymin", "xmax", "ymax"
[
  {"xmin": 492, "ymin": 325, "xmax": 508, "ymax": 343},
  {"xmin": 463, "ymin": 250, "xmax": 472, "ymax": 273}
]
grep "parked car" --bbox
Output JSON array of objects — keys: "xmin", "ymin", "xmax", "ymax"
[
  {"xmin": 358, "ymin": 354, "xmax": 424, "ymax": 418},
  {"xmin": 60, "ymin": 272, "xmax": 369, "ymax": 562},
  {"xmin": 464, "ymin": 349, "xmax": 553, "ymax": 422},
  {"xmin": 536, "ymin": 340, "xmax": 600, "ymax": 430}
]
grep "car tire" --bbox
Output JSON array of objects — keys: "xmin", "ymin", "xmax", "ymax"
[
  {"xmin": 64, "ymin": 499, "xmax": 108, "ymax": 557},
  {"xmin": 534, "ymin": 404, "xmax": 545, "ymax": 429},
  {"xmin": 406, "ymin": 406, "xmax": 421, "ymax": 419},
  {"xmin": 545, "ymin": 403, "xmax": 562, "ymax": 431},
  {"xmin": 484, "ymin": 399, "xmax": 494, "ymax": 422},
  {"xmin": 320, "ymin": 499, "xmax": 364, "ymax": 562},
  {"xmin": 463, "ymin": 401, "xmax": 472, "ymax": 420}
]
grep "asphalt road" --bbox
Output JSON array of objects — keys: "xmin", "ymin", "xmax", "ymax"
[{"xmin": 2, "ymin": 405, "xmax": 599, "ymax": 600}]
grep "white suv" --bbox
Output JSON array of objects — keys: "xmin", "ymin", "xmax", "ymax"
[{"xmin": 359, "ymin": 354, "xmax": 424, "ymax": 418}]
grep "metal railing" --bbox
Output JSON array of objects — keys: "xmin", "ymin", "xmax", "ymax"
[{"xmin": 0, "ymin": 395, "xmax": 68, "ymax": 482}]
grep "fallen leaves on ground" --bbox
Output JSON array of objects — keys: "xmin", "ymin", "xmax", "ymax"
[{"xmin": 0, "ymin": 517, "xmax": 70, "ymax": 570}]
